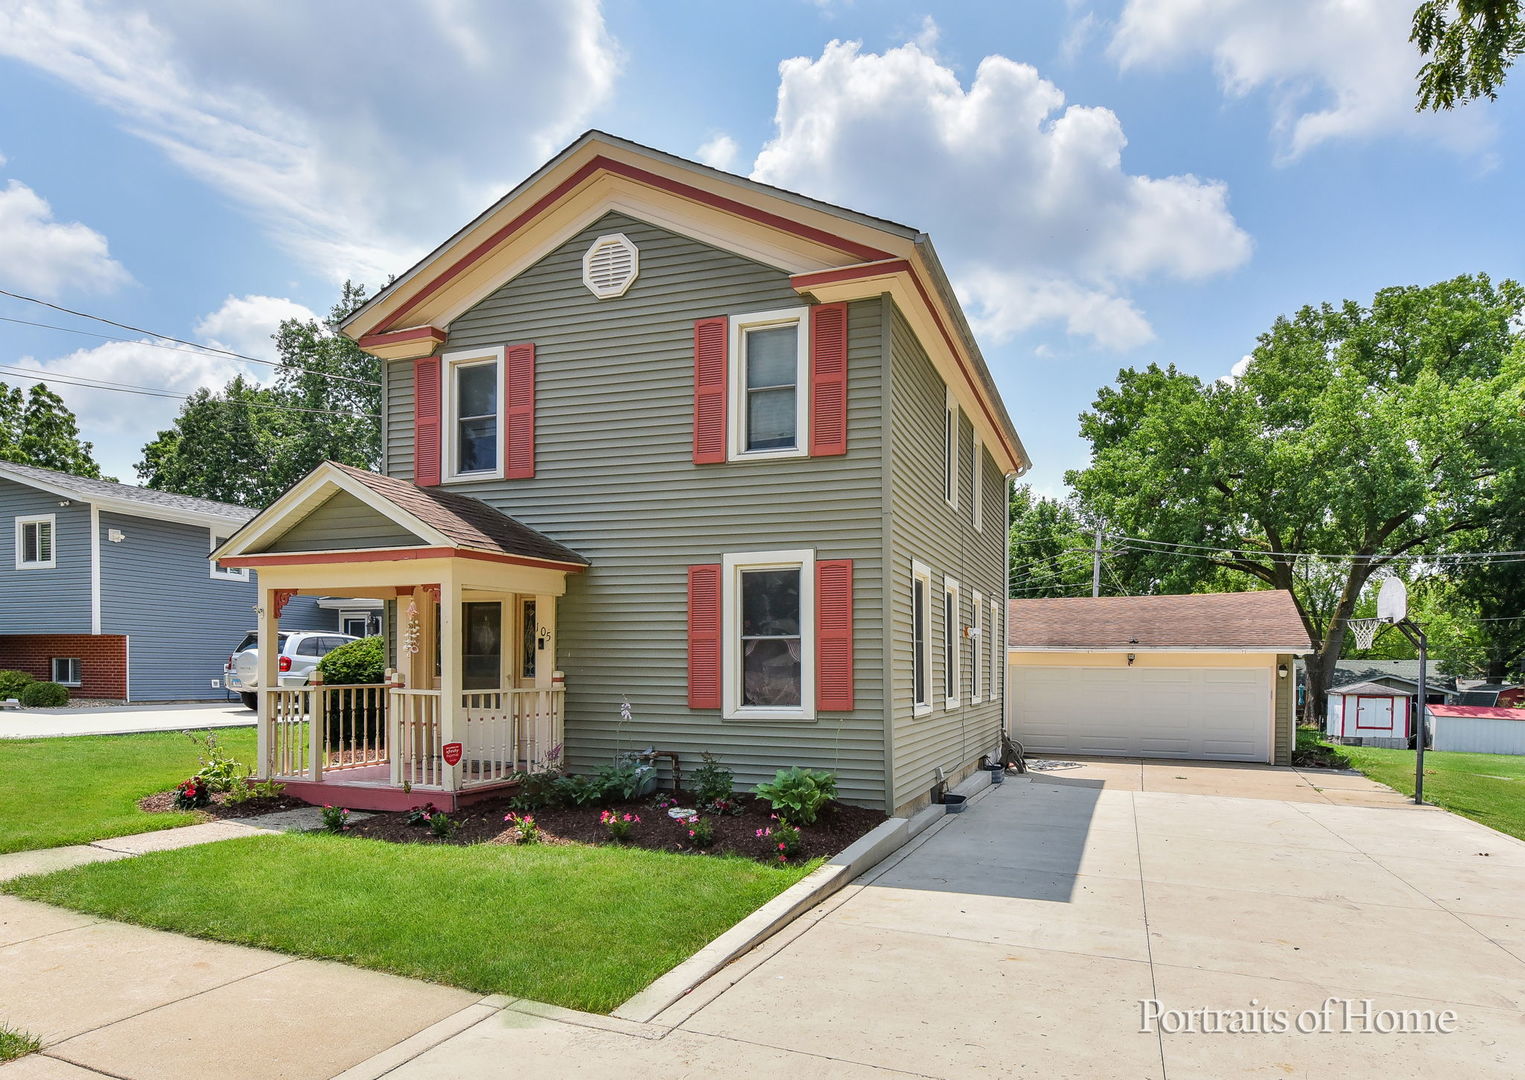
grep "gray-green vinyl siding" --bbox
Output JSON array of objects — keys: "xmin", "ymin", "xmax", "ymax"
[
  {"xmin": 263, "ymin": 491, "xmax": 424, "ymax": 552},
  {"xmin": 1274, "ymin": 653, "xmax": 1294, "ymax": 766},
  {"xmin": 885, "ymin": 304, "xmax": 1008, "ymax": 813},
  {"xmin": 0, "ymin": 478, "xmax": 91, "ymax": 633},
  {"xmin": 389, "ymin": 213, "xmax": 891, "ymax": 806}
]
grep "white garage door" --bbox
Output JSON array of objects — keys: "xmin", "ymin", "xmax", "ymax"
[{"xmin": 1011, "ymin": 666, "xmax": 1271, "ymax": 761}]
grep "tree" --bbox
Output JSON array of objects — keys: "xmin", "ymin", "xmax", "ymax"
[
  {"xmin": 1068, "ymin": 274, "xmax": 1525, "ymax": 722},
  {"xmin": 0, "ymin": 381, "xmax": 108, "ymax": 479},
  {"xmin": 1413, "ymin": 0, "xmax": 1525, "ymax": 109},
  {"xmin": 137, "ymin": 283, "xmax": 380, "ymax": 507},
  {"xmin": 1008, "ymin": 486, "xmax": 1096, "ymax": 598}
]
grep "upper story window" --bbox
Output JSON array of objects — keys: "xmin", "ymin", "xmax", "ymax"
[
  {"xmin": 722, "ymin": 548, "xmax": 815, "ymax": 721},
  {"xmin": 15, "ymin": 514, "xmax": 55, "ymax": 570},
  {"xmin": 443, "ymin": 347, "xmax": 504, "ymax": 480},
  {"xmin": 730, "ymin": 308, "xmax": 809, "ymax": 460},
  {"xmin": 944, "ymin": 389, "xmax": 959, "ymax": 511},
  {"xmin": 911, "ymin": 559, "xmax": 932, "ymax": 717},
  {"xmin": 210, "ymin": 531, "xmax": 249, "ymax": 581}
]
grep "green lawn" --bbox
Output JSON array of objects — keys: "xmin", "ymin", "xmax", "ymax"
[
  {"xmin": 1330, "ymin": 739, "xmax": 1525, "ymax": 843},
  {"xmin": 3, "ymin": 832, "xmax": 814, "ymax": 1013},
  {"xmin": 0, "ymin": 728, "xmax": 257, "ymax": 854}
]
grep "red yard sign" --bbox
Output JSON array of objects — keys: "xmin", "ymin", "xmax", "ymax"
[{"xmin": 441, "ymin": 742, "xmax": 462, "ymax": 767}]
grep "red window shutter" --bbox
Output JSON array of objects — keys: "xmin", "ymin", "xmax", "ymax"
[
  {"xmin": 693, "ymin": 317, "xmax": 728, "ymax": 464},
  {"xmin": 688, "ymin": 564, "xmax": 722, "ymax": 708},
  {"xmin": 816, "ymin": 559, "xmax": 854, "ymax": 711},
  {"xmin": 413, "ymin": 356, "xmax": 442, "ymax": 487},
  {"xmin": 504, "ymin": 343, "xmax": 536, "ymax": 479},
  {"xmin": 809, "ymin": 303, "xmax": 849, "ymax": 457}
]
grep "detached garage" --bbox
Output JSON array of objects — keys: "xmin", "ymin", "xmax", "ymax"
[{"xmin": 1007, "ymin": 591, "xmax": 1313, "ymax": 765}]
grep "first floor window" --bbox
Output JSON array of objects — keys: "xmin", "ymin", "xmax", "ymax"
[
  {"xmin": 989, "ymin": 597, "xmax": 1001, "ymax": 703},
  {"xmin": 944, "ymin": 576, "xmax": 961, "ymax": 708},
  {"xmin": 52, "ymin": 658, "xmax": 81, "ymax": 686},
  {"xmin": 912, "ymin": 560, "xmax": 932, "ymax": 715},
  {"xmin": 722, "ymin": 549, "xmax": 815, "ymax": 719},
  {"xmin": 16, "ymin": 515, "xmax": 55, "ymax": 569},
  {"xmin": 971, "ymin": 590, "xmax": 984, "ymax": 703}
]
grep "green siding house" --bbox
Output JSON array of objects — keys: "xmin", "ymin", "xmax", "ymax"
[{"xmin": 216, "ymin": 132, "xmax": 1030, "ymax": 816}]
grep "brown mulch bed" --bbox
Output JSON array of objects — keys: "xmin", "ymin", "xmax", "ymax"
[
  {"xmin": 138, "ymin": 789, "xmax": 310, "ymax": 820},
  {"xmin": 343, "ymin": 791, "xmax": 887, "ymax": 864}
]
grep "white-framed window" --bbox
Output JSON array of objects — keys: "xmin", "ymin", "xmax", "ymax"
[
  {"xmin": 15, "ymin": 514, "xmax": 55, "ymax": 570},
  {"xmin": 340, "ymin": 612, "xmax": 373, "ymax": 638},
  {"xmin": 944, "ymin": 388, "xmax": 959, "ymax": 510},
  {"xmin": 722, "ymin": 548, "xmax": 816, "ymax": 721},
  {"xmin": 971, "ymin": 590, "xmax": 984, "ymax": 704},
  {"xmin": 209, "ymin": 531, "xmax": 249, "ymax": 581},
  {"xmin": 442, "ymin": 346, "xmax": 504, "ymax": 480},
  {"xmin": 943, "ymin": 575, "xmax": 961, "ymax": 709},
  {"xmin": 989, "ymin": 596, "xmax": 1001, "ymax": 704},
  {"xmin": 729, "ymin": 307, "xmax": 809, "ymax": 461},
  {"xmin": 51, "ymin": 657, "xmax": 81, "ymax": 687},
  {"xmin": 911, "ymin": 559, "xmax": 932, "ymax": 717},
  {"xmin": 971, "ymin": 434, "xmax": 983, "ymax": 532}
]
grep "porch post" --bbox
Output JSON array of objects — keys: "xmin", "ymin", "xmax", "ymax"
[
  {"xmin": 439, "ymin": 569, "xmax": 461, "ymax": 793},
  {"xmin": 256, "ymin": 585, "xmax": 280, "ymax": 779},
  {"xmin": 533, "ymin": 594, "xmax": 556, "ymax": 690},
  {"xmin": 534, "ymin": 593, "xmax": 557, "ymax": 768}
]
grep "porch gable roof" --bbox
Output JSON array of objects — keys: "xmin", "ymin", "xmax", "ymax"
[{"xmin": 213, "ymin": 461, "xmax": 587, "ymax": 571}]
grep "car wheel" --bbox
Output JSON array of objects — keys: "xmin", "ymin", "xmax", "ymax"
[{"xmin": 240, "ymin": 692, "xmax": 258, "ymax": 712}]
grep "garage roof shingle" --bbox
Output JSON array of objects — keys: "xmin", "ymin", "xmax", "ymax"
[{"xmin": 1008, "ymin": 591, "xmax": 1312, "ymax": 652}]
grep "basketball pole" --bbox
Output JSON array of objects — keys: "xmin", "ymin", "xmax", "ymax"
[{"xmin": 1393, "ymin": 618, "xmax": 1428, "ymax": 805}]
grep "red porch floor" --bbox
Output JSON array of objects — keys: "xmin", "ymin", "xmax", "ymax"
[{"xmin": 279, "ymin": 767, "xmax": 518, "ymax": 812}]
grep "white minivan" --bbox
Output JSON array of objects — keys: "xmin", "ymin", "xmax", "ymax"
[{"xmin": 225, "ymin": 631, "xmax": 358, "ymax": 711}]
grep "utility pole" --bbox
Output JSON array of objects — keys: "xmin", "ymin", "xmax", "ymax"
[{"xmin": 1092, "ymin": 525, "xmax": 1103, "ymax": 598}]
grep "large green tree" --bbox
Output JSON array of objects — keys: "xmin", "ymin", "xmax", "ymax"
[
  {"xmin": 1069, "ymin": 274, "xmax": 1525, "ymax": 721},
  {"xmin": 0, "ymin": 381, "xmax": 108, "ymax": 479},
  {"xmin": 1413, "ymin": 0, "xmax": 1525, "ymax": 109},
  {"xmin": 1008, "ymin": 486, "xmax": 1097, "ymax": 598},
  {"xmin": 137, "ymin": 283, "xmax": 380, "ymax": 507}
]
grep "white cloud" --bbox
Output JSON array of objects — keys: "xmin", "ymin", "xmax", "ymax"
[
  {"xmin": 1218, "ymin": 352, "xmax": 1252, "ymax": 385},
  {"xmin": 195, "ymin": 294, "xmax": 318, "ymax": 362},
  {"xmin": 749, "ymin": 34, "xmax": 1250, "ymax": 349},
  {"xmin": 0, "ymin": 178, "xmax": 129, "ymax": 297},
  {"xmin": 0, "ymin": 0, "xmax": 620, "ymax": 285},
  {"xmin": 1110, "ymin": 0, "xmax": 1493, "ymax": 159},
  {"xmin": 696, "ymin": 133, "xmax": 741, "ymax": 173}
]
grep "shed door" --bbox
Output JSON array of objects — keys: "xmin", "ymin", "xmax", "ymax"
[
  {"xmin": 1355, "ymin": 696, "xmax": 1395, "ymax": 734},
  {"xmin": 1010, "ymin": 665, "xmax": 1271, "ymax": 762}
]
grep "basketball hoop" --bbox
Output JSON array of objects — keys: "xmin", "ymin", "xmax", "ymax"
[{"xmin": 1347, "ymin": 618, "xmax": 1384, "ymax": 651}]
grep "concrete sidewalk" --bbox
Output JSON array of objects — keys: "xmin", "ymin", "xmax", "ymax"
[{"xmin": 0, "ymin": 703, "xmax": 254, "ymax": 739}]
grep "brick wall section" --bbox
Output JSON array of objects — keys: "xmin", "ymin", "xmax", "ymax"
[{"xmin": 0, "ymin": 634, "xmax": 128, "ymax": 699}]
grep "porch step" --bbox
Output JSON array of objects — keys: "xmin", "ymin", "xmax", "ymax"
[{"xmin": 278, "ymin": 778, "xmax": 517, "ymax": 813}]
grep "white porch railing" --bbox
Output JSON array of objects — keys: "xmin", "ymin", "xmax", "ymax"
[
  {"xmin": 460, "ymin": 687, "xmax": 564, "ymax": 788},
  {"xmin": 266, "ymin": 684, "xmax": 563, "ymax": 791}
]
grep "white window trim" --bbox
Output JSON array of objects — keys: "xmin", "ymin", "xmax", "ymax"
[
  {"xmin": 970, "ymin": 589, "xmax": 984, "ymax": 704},
  {"xmin": 15, "ymin": 514, "xmax": 56, "ymax": 570},
  {"xmin": 441, "ymin": 345, "xmax": 506, "ymax": 483},
  {"xmin": 340, "ymin": 611, "xmax": 372, "ymax": 637},
  {"xmin": 944, "ymin": 388, "xmax": 959, "ymax": 511},
  {"xmin": 209, "ymin": 529, "xmax": 249, "ymax": 581},
  {"xmin": 52, "ymin": 657, "xmax": 82, "ymax": 687},
  {"xmin": 943, "ymin": 575, "xmax": 961, "ymax": 710},
  {"xmin": 971, "ymin": 434, "xmax": 983, "ymax": 532},
  {"xmin": 721, "ymin": 548, "xmax": 816, "ymax": 721},
  {"xmin": 728, "ymin": 307, "xmax": 810, "ymax": 462},
  {"xmin": 911, "ymin": 559, "xmax": 933, "ymax": 718},
  {"xmin": 989, "ymin": 597, "xmax": 1002, "ymax": 706}
]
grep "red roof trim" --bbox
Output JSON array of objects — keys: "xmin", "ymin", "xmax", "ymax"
[
  {"xmin": 357, "ymin": 325, "xmax": 447, "ymax": 350},
  {"xmin": 384, "ymin": 155, "xmax": 895, "ymax": 330},
  {"xmin": 220, "ymin": 546, "xmax": 586, "ymax": 573}
]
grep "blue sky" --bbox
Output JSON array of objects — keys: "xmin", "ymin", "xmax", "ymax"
[{"xmin": 1, "ymin": 0, "xmax": 1520, "ymax": 492}]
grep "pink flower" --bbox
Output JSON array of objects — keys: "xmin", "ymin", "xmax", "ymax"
[{"xmin": 778, "ymin": 842, "xmax": 786, "ymax": 851}]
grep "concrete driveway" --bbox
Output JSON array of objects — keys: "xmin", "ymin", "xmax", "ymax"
[
  {"xmin": 0, "ymin": 703, "xmax": 253, "ymax": 739},
  {"xmin": 4, "ymin": 760, "xmax": 1524, "ymax": 1078}
]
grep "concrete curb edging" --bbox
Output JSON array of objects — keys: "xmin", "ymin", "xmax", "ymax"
[{"xmin": 611, "ymin": 811, "xmax": 921, "ymax": 1023}]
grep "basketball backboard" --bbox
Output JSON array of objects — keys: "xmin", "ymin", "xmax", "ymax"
[{"xmin": 1377, "ymin": 577, "xmax": 1408, "ymax": 624}]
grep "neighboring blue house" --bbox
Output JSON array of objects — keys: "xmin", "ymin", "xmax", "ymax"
[{"xmin": 0, "ymin": 461, "xmax": 371, "ymax": 702}]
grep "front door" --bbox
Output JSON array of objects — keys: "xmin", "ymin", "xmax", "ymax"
[{"xmin": 462, "ymin": 601, "xmax": 503, "ymax": 691}]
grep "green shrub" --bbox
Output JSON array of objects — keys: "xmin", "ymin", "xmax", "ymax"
[
  {"xmin": 18, "ymin": 681, "xmax": 69, "ymax": 707},
  {"xmin": 185, "ymin": 731, "xmax": 249, "ymax": 792},
  {"xmin": 172, "ymin": 776, "xmax": 211, "ymax": 810},
  {"xmin": 316, "ymin": 636, "xmax": 386, "ymax": 685},
  {"xmin": 693, "ymin": 752, "xmax": 736, "ymax": 811},
  {"xmin": 0, "ymin": 670, "xmax": 34, "ymax": 699},
  {"xmin": 755, "ymin": 766, "xmax": 837, "ymax": 825}
]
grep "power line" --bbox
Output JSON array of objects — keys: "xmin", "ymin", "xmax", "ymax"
[
  {"xmin": 0, "ymin": 289, "xmax": 381, "ymax": 388},
  {"xmin": 1114, "ymin": 532, "xmax": 1525, "ymax": 564},
  {"xmin": 0, "ymin": 365, "xmax": 379, "ymax": 420}
]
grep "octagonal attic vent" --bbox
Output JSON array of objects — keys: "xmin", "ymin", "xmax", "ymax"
[{"xmin": 582, "ymin": 233, "xmax": 639, "ymax": 299}]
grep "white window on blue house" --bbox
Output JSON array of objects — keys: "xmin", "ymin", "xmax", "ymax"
[
  {"xmin": 52, "ymin": 658, "xmax": 81, "ymax": 687},
  {"xmin": 15, "ymin": 514, "xmax": 55, "ymax": 570},
  {"xmin": 210, "ymin": 531, "xmax": 249, "ymax": 581}
]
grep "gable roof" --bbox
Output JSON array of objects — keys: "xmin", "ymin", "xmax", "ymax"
[
  {"xmin": 214, "ymin": 461, "xmax": 586, "ymax": 570},
  {"xmin": 1007, "ymin": 591, "xmax": 1313, "ymax": 652},
  {"xmin": 337, "ymin": 130, "xmax": 1029, "ymax": 476},
  {"xmin": 0, "ymin": 460, "xmax": 254, "ymax": 527},
  {"xmin": 1328, "ymin": 680, "xmax": 1412, "ymax": 697}
]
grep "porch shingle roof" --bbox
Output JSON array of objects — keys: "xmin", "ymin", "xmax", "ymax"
[{"xmin": 331, "ymin": 463, "xmax": 587, "ymax": 567}]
